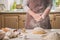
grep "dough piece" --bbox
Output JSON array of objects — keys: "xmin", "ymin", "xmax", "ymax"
[
  {"xmin": 32, "ymin": 27, "xmax": 46, "ymax": 34},
  {"xmin": 1, "ymin": 28, "xmax": 11, "ymax": 32}
]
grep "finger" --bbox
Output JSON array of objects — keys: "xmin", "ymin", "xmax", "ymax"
[
  {"xmin": 39, "ymin": 13, "xmax": 42, "ymax": 16},
  {"xmin": 36, "ymin": 19, "xmax": 40, "ymax": 22}
]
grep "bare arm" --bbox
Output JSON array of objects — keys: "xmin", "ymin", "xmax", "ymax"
[
  {"xmin": 23, "ymin": 0, "xmax": 36, "ymax": 17},
  {"xmin": 23, "ymin": 0, "xmax": 42, "ymax": 22},
  {"xmin": 42, "ymin": 0, "xmax": 52, "ymax": 19}
]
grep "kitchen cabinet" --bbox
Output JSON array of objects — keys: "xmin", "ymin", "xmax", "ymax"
[
  {"xmin": 2, "ymin": 14, "xmax": 19, "ymax": 29},
  {"xmin": 49, "ymin": 12, "xmax": 60, "ymax": 29},
  {"xmin": 53, "ymin": 14, "xmax": 60, "ymax": 29},
  {"xmin": 0, "ymin": 12, "xmax": 60, "ymax": 29},
  {"xmin": 19, "ymin": 14, "xmax": 26, "ymax": 28},
  {"xmin": 49, "ymin": 14, "xmax": 54, "ymax": 28},
  {"xmin": 0, "ymin": 14, "xmax": 2, "ymax": 28},
  {"xmin": 0, "ymin": 12, "xmax": 26, "ymax": 29}
]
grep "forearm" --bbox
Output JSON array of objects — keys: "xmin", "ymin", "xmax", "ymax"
[
  {"xmin": 23, "ymin": 6, "xmax": 36, "ymax": 17},
  {"xmin": 28, "ymin": 9, "xmax": 36, "ymax": 17},
  {"xmin": 23, "ymin": 0, "xmax": 36, "ymax": 17},
  {"xmin": 42, "ymin": 0, "xmax": 52, "ymax": 19},
  {"xmin": 42, "ymin": 6, "xmax": 52, "ymax": 17}
]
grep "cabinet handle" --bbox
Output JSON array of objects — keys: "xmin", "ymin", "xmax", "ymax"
[
  {"xmin": 54, "ymin": 17, "xmax": 56, "ymax": 21},
  {"xmin": 23, "ymin": 20, "xmax": 25, "ymax": 22},
  {"xmin": 50, "ymin": 20, "xmax": 52, "ymax": 22},
  {"xmin": 53, "ymin": 15, "xmax": 56, "ymax": 21}
]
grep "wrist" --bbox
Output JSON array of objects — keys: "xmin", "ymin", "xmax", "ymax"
[
  {"xmin": 29, "ymin": 12, "xmax": 36, "ymax": 17},
  {"xmin": 41, "ymin": 15, "xmax": 45, "ymax": 19},
  {"xmin": 32, "ymin": 14, "xmax": 36, "ymax": 18}
]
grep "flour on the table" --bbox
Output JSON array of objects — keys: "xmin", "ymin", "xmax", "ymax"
[{"xmin": 44, "ymin": 32, "xmax": 60, "ymax": 40}]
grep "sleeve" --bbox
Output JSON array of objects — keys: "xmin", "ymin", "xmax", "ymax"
[{"xmin": 22, "ymin": 0, "xmax": 30, "ymax": 12}]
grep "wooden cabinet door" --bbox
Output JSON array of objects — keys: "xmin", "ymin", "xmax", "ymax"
[
  {"xmin": 19, "ymin": 14, "xmax": 26, "ymax": 28},
  {"xmin": 0, "ymin": 14, "xmax": 2, "ymax": 28},
  {"xmin": 53, "ymin": 14, "xmax": 60, "ymax": 29},
  {"xmin": 49, "ymin": 14, "xmax": 54, "ymax": 29},
  {"xmin": 2, "ymin": 14, "xmax": 19, "ymax": 29}
]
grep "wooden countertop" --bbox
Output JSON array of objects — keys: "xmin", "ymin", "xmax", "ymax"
[
  {"xmin": 0, "ymin": 9, "xmax": 60, "ymax": 14},
  {"xmin": 0, "ymin": 12, "xmax": 60, "ymax": 14}
]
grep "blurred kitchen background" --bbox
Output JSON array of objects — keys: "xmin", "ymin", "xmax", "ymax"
[
  {"xmin": 0, "ymin": 0, "xmax": 60, "ymax": 12},
  {"xmin": 0, "ymin": 0, "xmax": 23, "ymax": 12},
  {"xmin": 0, "ymin": 0, "xmax": 60, "ymax": 29}
]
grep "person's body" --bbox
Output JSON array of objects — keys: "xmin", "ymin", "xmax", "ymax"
[{"xmin": 23, "ymin": 0, "xmax": 52, "ymax": 29}]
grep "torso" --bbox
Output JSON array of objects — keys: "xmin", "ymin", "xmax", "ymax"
[
  {"xmin": 25, "ymin": 0, "xmax": 51, "ymax": 29},
  {"xmin": 28, "ymin": 0, "xmax": 48, "ymax": 13}
]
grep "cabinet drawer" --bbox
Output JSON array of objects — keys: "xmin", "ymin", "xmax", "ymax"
[
  {"xmin": 19, "ymin": 14, "xmax": 26, "ymax": 28},
  {"xmin": 2, "ymin": 14, "xmax": 19, "ymax": 29}
]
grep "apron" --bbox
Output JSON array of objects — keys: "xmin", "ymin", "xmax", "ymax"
[{"xmin": 25, "ymin": 0, "xmax": 51, "ymax": 29}]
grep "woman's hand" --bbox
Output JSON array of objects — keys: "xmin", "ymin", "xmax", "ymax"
[{"xmin": 33, "ymin": 14, "xmax": 43, "ymax": 22}]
